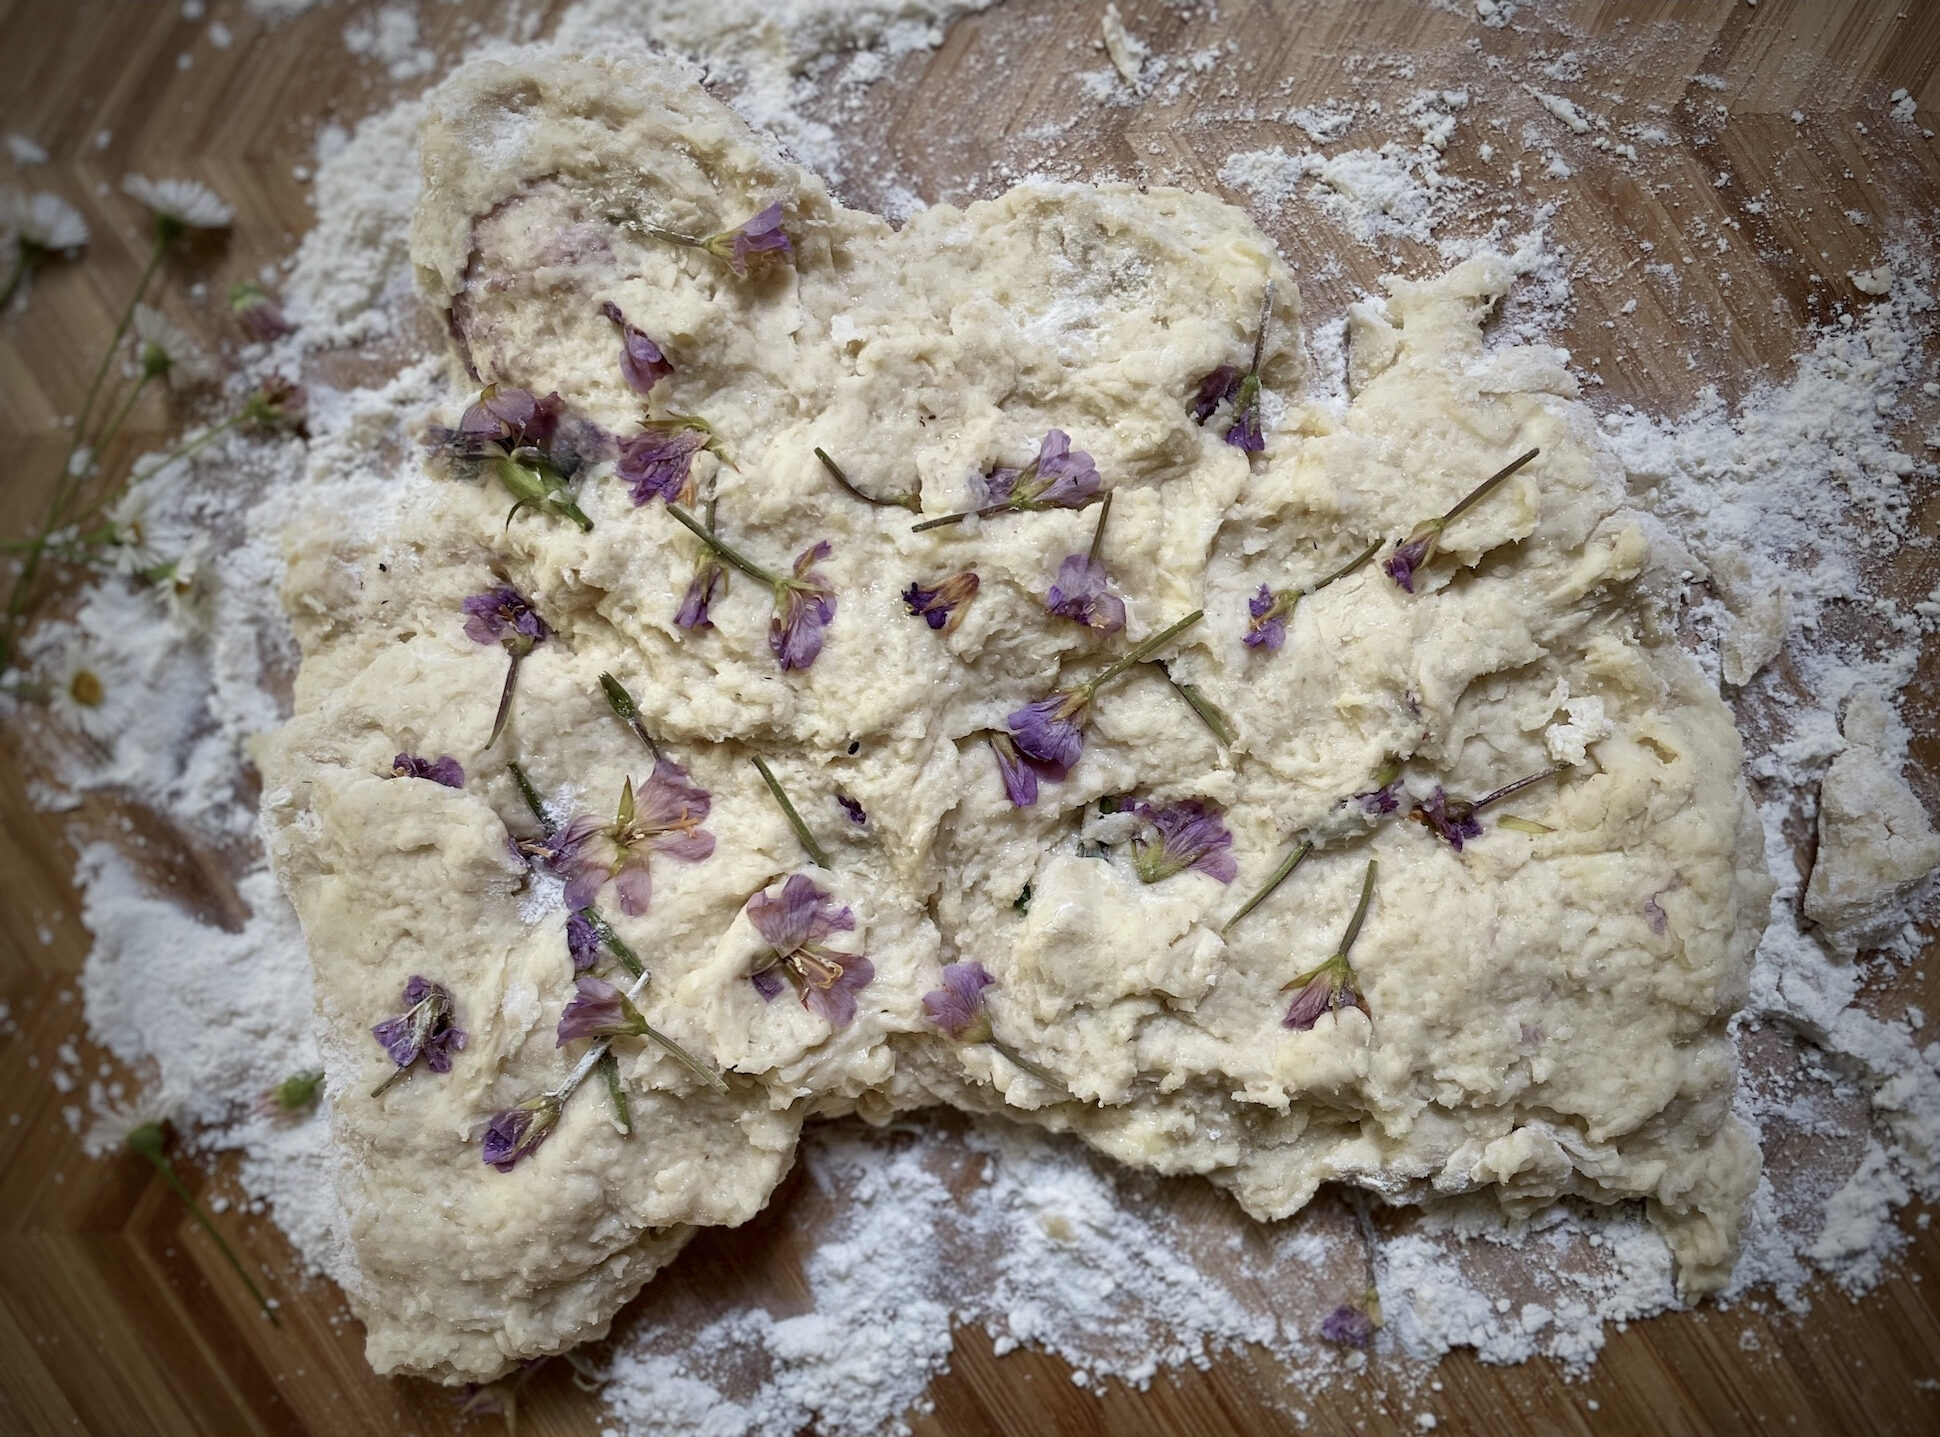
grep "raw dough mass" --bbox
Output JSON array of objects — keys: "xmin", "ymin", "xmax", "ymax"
[{"xmin": 258, "ymin": 47, "xmax": 1774, "ymax": 1380}]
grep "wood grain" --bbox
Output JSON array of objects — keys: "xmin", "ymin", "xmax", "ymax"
[{"xmin": 2, "ymin": 2, "xmax": 1938, "ymax": 1434}]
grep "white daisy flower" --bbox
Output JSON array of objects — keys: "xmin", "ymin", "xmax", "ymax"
[
  {"xmin": 84, "ymin": 1088, "xmax": 182, "ymax": 1159},
  {"xmin": 0, "ymin": 186, "xmax": 88, "ymax": 252},
  {"xmin": 132, "ymin": 303, "xmax": 215, "ymax": 388},
  {"xmin": 120, "ymin": 173, "xmax": 233, "ymax": 233}
]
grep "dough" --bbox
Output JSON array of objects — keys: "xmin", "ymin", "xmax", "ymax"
[{"xmin": 258, "ymin": 46, "xmax": 1773, "ymax": 1381}]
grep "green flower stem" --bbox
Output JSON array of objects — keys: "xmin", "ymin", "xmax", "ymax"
[
  {"xmin": 1087, "ymin": 490, "xmax": 1113, "ymax": 563},
  {"xmin": 485, "ymin": 640, "xmax": 531, "ymax": 749},
  {"xmin": 1249, "ymin": 281, "xmax": 1275, "ymax": 373},
  {"xmin": 1336, "ymin": 858, "xmax": 1377, "ymax": 958},
  {"xmin": 127, "ymin": 1123, "xmax": 276, "ymax": 1322},
  {"xmin": 1472, "ymin": 764, "xmax": 1568, "ymax": 813},
  {"xmin": 750, "ymin": 754, "xmax": 831, "ymax": 868},
  {"xmin": 1149, "ymin": 659, "xmax": 1234, "ymax": 747},
  {"xmin": 582, "ymin": 907, "xmax": 644, "ymax": 979},
  {"xmin": 634, "ymin": 1019, "xmax": 731, "ymax": 1095},
  {"xmin": 986, "ymin": 1037, "xmax": 1068, "ymax": 1094},
  {"xmin": 665, "ymin": 504, "xmax": 783, "ymax": 586},
  {"xmin": 1083, "ymin": 609, "xmax": 1203, "ymax": 697},
  {"xmin": 598, "ymin": 1048, "xmax": 631, "ymax": 1134},
  {"xmin": 815, "ymin": 447, "xmax": 919, "ymax": 511},
  {"xmin": 1222, "ymin": 839, "xmax": 1312, "ymax": 936},
  {"xmin": 63, "ymin": 233, "xmax": 170, "ymax": 484},
  {"xmin": 1314, "ymin": 538, "xmax": 1383, "ymax": 592},
  {"xmin": 507, "ymin": 759, "xmax": 557, "ymax": 838},
  {"xmin": 66, "ymin": 414, "xmax": 245, "ymax": 536},
  {"xmin": 1438, "ymin": 447, "xmax": 1540, "ymax": 527},
  {"xmin": 598, "ymin": 672, "xmax": 661, "ymax": 759}
]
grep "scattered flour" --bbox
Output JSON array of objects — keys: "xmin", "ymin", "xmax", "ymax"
[{"xmin": 6, "ymin": 3, "xmax": 1936, "ymax": 1433}]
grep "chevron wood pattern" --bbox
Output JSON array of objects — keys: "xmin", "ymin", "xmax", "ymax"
[{"xmin": 1, "ymin": 2, "xmax": 1937, "ymax": 1435}]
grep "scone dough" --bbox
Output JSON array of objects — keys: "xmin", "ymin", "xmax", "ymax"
[{"xmin": 259, "ymin": 45, "xmax": 1772, "ymax": 1380}]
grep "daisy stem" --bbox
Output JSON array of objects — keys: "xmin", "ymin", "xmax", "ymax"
[
  {"xmin": 129, "ymin": 1127, "xmax": 277, "ymax": 1322},
  {"xmin": 986, "ymin": 1036, "xmax": 1068, "ymax": 1094},
  {"xmin": 65, "ymin": 233, "xmax": 170, "ymax": 486},
  {"xmin": 1084, "ymin": 608, "xmax": 1203, "ymax": 696},
  {"xmin": 665, "ymin": 504, "xmax": 782, "ymax": 586},
  {"xmin": 1439, "ymin": 447, "xmax": 1540, "ymax": 527},
  {"xmin": 62, "ymin": 374, "xmax": 155, "ymax": 525},
  {"xmin": 1222, "ymin": 839, "xmax": 1312, "ymax": 935},
  {"xmin": 750, "ymin": 754, "xmax": 831, "ymax": 868}
]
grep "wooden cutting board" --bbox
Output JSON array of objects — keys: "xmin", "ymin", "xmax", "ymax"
[{"xmin": 2, "ymin": 2, "xmax": 1938, "ymax": 1434}]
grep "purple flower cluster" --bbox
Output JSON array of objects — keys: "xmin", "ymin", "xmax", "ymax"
[
  {"xmin": 770, "ymin": 540, "xmax": 837, "ymax": 671},
  {"xmin": 600, "ymin": 300, "xmax": 673, "ymax": 394},
  {"xmin": 1410, "ymin": 786, "xmax": 1482, "ymax": 850},
  {"xmin": 553, "ymin": 760, "xmax": 716, "ymax": 917},
  {"xmin": 617, "ymin": 421, "xmax": 711, "ymax": 507},
  {"xmin": 1130, "ymin": 799, "xmax": 1238, "ymax": 884},
  {"xmin": 922, "ymin": 960, "xmax": 995, "ymax": 1043},
  {"xmin": 391, "ymin": 752, "xmax": 464, "ymax": 788},
  {"xmin": 1244, "ymin": 584, "xmax": 1296, "ymax": 651},
  {"xmin": 462, "ymin": 585, "xmax": 549, "ymax": 650},
  {"xmin": 704, "ymin": 201, "xmax": 792, "ymax": 277},
  {"xmin": 746, "ymin": 873, "xmax": 874, "ymax": 1029},
  {"xmin": 1045, "ymin": 554, "xmax": 1125, "ymax": 633},
  {"xmin": 904, "ymin": 571, "xmax": 979, "ymax": 634},
  {"xmin": 370, "ymin": 976, "xmax": 466, "ymax": 1091}
]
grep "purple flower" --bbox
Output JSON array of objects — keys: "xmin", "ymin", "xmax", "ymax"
[
  {"xmin": 599, "ymin": 300, "xmax": 673, "ymax": 394},
  {"xmin": 1130, "ymin": 799, "xmax": 1238, "ymax": 884},
  {"xmin": 1019, "ymin": 430, "xmax": 1101, "ymax": 509},
  {"xmin": 1410, "ymin": 786, "xmax": 1482, "ymax": 850},
  {"xmin": 553, "ymin": 761, "xmax": 715, "ymax": 916},
  {"xmin": 1225, "ymin": 377, "xmax": 1264, "ymax": 453},
  {"xmin": 462, "ymin": 586, "xmax": 549, "ymax": 649},
  {"xmin": 1356, "ymin": 780, "xmax": 1402, "ymax": 816},
  {"xmin": 745, "ymin": 873, "xmax": 874, "ymax": 1029},
  {"xmin": 1282, "ymin": 963, "xmax": 1369, "ymax": 1031},
  {"xmin": 922, "ymin": 961, "xmax": 995, "ymax": 1042},
  {"xmin": 617, "ymin": 423, "xmax": 710, "ymax": 506},
  {"xmin": 675, "ymin": 556, "xmax": 726, "ymax": 629},
  {"xmin": 391, "ymin": 752, "xmax": 464, "ymax": 788},
  {"xmin": 974, "ymin": 464, "xmax": 1024, "ymax": 508},
  {"xmin": 904, "ymin": 571, "xmax": 980, "ymax": 635},
  {"xmin": 1045, "ymin": 554, "xmax": 1126, "ymax": 633},
  {"xmin": 1190, "ymin": 365, "xmax": 1240, "ymax": 423},
  {"xmin": 769, "ymin": 540, "xmax": 836, "ymax": 671},
  {"xmin": 1383, "ymin": 524, "xmax": 1439, "ymax": 594},
  {"xmin": 1007, "ymin": 689, "xmax": 1091, "ymax": 772},
  {"xmin": 481, "ymin": 1094, "xmax": 561, "ymax": 1172},
  {"xmin": 453, "ymin": 385, "xmax": 564, "ymax": 457},
  {"xmin": 1243, "ymin": 583, "xmax": 1294, "ymax": 651},
  {"xmin": 1320, "ymin": 1304, "xmax": 1376, "ymax": 1348},
  {"xmin": 229, "ymin": 282, "xmax": 291, "ymax": 342},
  {"xmin": 836, "ymin": 793, "xmax": 867, "ymax": 826},
  {"xmin": 988, "ymin": 730, "xmax": 1045, "ymax": 808},
  {"xmin": 704, "ymin": 201, "xmax": 792, "ymax": 277},
  {"xmin": 556, "ymin": 974, "xmax": 647, "ymax": 1046},
  {"xmin": 566, "ymin": 910, "xmax": 600, "ymax": 971},
  {"xmin": 370, "ymin": 976, "xmax": 466, "ymax": 1093}
]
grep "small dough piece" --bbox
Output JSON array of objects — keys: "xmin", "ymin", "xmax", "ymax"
[{"xmin": 1805, "ymin": 687, "xmax": 1940, "ymax": 955}]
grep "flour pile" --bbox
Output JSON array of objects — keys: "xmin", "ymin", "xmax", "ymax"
[{"xmin": 5, "ymin": 3, "xmax": 1936, "ymax": 1434}]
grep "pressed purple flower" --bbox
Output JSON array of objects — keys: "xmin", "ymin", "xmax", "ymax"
[
  {"xmin": 1225, "ymin": 376, "xmax": 1264, "ymax": 453},
  {"xmin": 922, "ymin": 960, "xmax": 995, "ymax": 1042},
  {"xmin": 453, "ymin": 385, "xmax": 564, "ymax": 457},
  {"xmin": 973, "ymin": 464, "xmax": 1024, "ymax": 509},
  {"xmin": 462, "ymin": 585, "xmax": 549, "ymax": 648},
  {"xmin": 836, "ymin": 793, "xmax": 867, "ymax": 826},
  {"xmin": 391, "ymin": 752, "xmax": 464, "ymax": 788},
  {"xmin": 769, "ymin": 540, "xmax": 836, "ymax": 671},
  {"xmin": 1320, "ymin": 1304, "xmax": 1376, "ymax": 1348},
  {"xmin": 229, "ymin": 282, "xmax": 291, "ymax": 342},
  {"xmin": 674, "ymin": 555, "xmax": 726, "ymax": 629},
  {"xmin": 599, "ymin": 300, "xmax": 673, "ymax": 394},
  {"xmin": 482, "ymin": 1093, "xmax": 561, "ymax": 1172},
  {"xmin": 1019, "ymin": 430, "xmax": 1102, "ymax": 509},
  {"xmin": 1384, "ymin": 447, "xmax": 1542, "ymax": 593},
  {"xmin": 1045, "ymin": 553, "xmax": 1126, "ymax": 633},
  {"xmin": 566, "ymin": 910, "xmax": 601, "ymax": 971},
  {"xmin": 904, "ymin": 571, "xmax": 980, "ymax": 634},
  {"xmin": 1357, "ymin": 780, "xmax": 1402, "ymax": 816},
  {"xmin": 556, "ymin": 974, "xmax": 649, "ymax": 1046},
  {"xmin": 1410, "ymin": 786, "xmax": 1483, "ymax": 850},
  {"xmin": 617, "ymin": 422, "xmax": 710, "ymax": 506},
  {"xmin": 370, "ymin": 976, "xmax": 466, "ymax": 1094},
  {"xmin": 745, "ymin": 873, "xmax": 874, "ymax": 1029},
  {"xmin": 988, "ymin": 730, "xmax": 1047, "ymax": 808},
  {"xmin": 1189, "ymin": 364, "xmax": 1240, "ymax": 423},
  {"xmin": 704, "ymin": 201, "xmax": 792, "ymax": 277},
  {"xmin": 1282, "ymin": 860, "xmax": 1377, "ymax": 1031},
  {"xmin": 1130, "ymin": 799, "xmax": 1238, "ymax": 884},
  {"xmin": 1007, "ymin": 689, "xmax": 1092, "ymax": 772},
  {"xmin": 553, "ymin": 761, "xmax": 715, "ymax": 917},
  {"xmin": 1244, "ymin": 583, "xmax": 1294, "ymax": 651}
]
